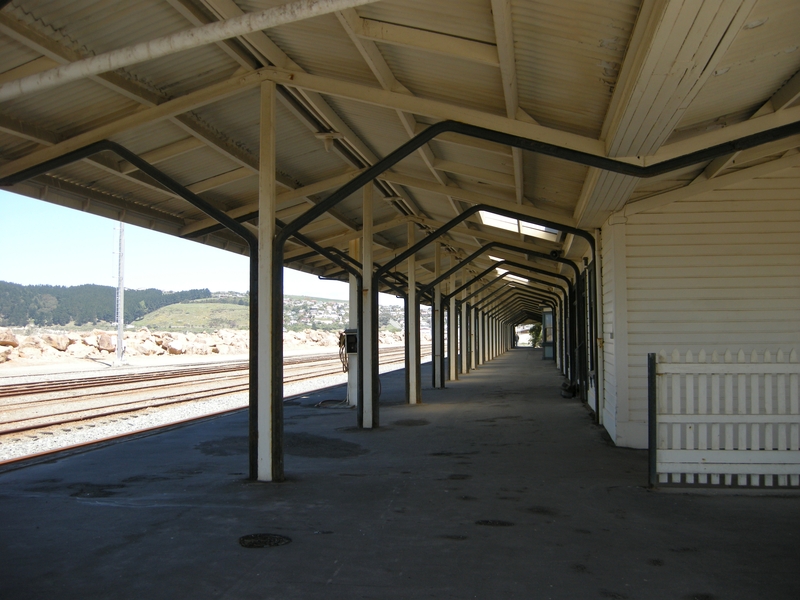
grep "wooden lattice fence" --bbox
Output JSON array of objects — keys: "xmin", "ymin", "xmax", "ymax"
[{"xmin": 648, "ymin": 349, "xmax": 800, "ymax": 488}]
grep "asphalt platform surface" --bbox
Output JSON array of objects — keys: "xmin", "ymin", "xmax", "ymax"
[{"xmin": 0, "ymin": 348, "xmax": 797, "ymax": 599}]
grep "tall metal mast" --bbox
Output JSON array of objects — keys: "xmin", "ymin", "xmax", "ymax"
[{"xmin": 115, "ymin": 222, "xmax": 125, "ymax": 365}]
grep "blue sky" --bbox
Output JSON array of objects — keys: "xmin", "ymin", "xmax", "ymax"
[{"xmin": 0, "ymin": 190, "xmax": 402, "ymax": 305}]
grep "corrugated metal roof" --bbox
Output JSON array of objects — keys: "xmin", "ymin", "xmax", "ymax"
[
  {"xmin": 0, "ymin": 131, "xmax": 38, "ymax": 161},
  {"xmin": 45, "ymin": 160, "xmax": 175, "ymax": 208},
  {"xmin": 151, "ymin": 144, "xmax": 242, "ymax": 188},
  {"xmin": 1, "ymin": 77, "xmax": 139, "ymax": 138},
  {"xmin": 380, "ymin": 43, "xmax": 505, "ymax": 114},
  {"xmin": 257, "ymin": 12, "xmax": 381, "ymax": 86},
  {"xmin": 324, "ymin": 96, "xmax": 431, "ymax": 176},
  {"xmin": 1, "ymin": 0, "xmax": 799, "ymax": 291},
  {"xmin": 0, "ymin": 30, "xmax": 39, "ymax": 72},
  {"xmin": 357, "ymin": 0, "xmax": 496, "ymax": 44},
  {"xmin": 513, "ymin": 0, "xmax": 639, "ymax": 138},
  {"xmin": 522, "ymin": 153, "xmax": 588, "ymax": 216},
  {"xmin": 9, "ymin": 0, "xmax": 187, "ymax": 55},
  {"xmin": 125, "ymin": 44, "xmax": 242, "ymax": 98},
  {"xmin": 111, "ymin": 122, "xmax": 198, "ymax": 157}
]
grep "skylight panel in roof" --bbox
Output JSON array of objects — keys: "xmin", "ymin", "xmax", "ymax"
[
  {"xmin": 478, "ymin": 211, "xmax": 559, "ymax": 242},
  {"xmin": 506, "ymin": 274, "xmax": 529, "ymax": 284}
]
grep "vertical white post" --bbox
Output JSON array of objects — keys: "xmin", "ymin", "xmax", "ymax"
[
  {"xmin": 461, "ymin": 286, "xmax": 469, "ymax": 374},
  {"xmin": 115, "ymin": 222, "xmax": 125, "ymax": 366},
  {"xmin": 480, "ymin": 310, "xmax": 486, "ymax": 364},
  {"xmin": 433, "ymin": 243, "xmax": 443, "ymax": 388},
  {"xmin": 483, "ymin": 310, "xmax": 488, "ymax": 363},
  {"xmin": 347, "ymin": 238, "xmax": 359, "ymax": 407},
  {"xmin": 497, "ymin": 319, "xmax": 501, "ymax": 354},
  {"xmin": 475, "ymin": 305, "xmax": 482, "ymax": 366},
  {"xmin": 449, "ymin": 265, "xmax": 458, "ymax": 381},
  {"xmin": 361, "ymin": 181, "xmax": 374, "ymax": 428},
  {"xmin": 491, "ymin": 318, "xmax": 495, "ymax": 357},
  {"xmin": 257, "ymin": 81, "xmax": 277, "ymax": 481},
  {"xmin": 488, "ymin": 315, "xmax": 492, "ymax": 359},
  {"xmin": 407, "ymin": 222, "xmax": 420, "ymax": 404},
  {"xmin": 490, "ymin": 317, "xmax": 495, "ymax": 359}
]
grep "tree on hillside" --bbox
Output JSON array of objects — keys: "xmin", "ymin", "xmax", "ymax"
[
  {"xmin": 31, "ymin": 293, "xmax": 58, "ymax": 325},
  {"xmin": 0, "ymin": 281, "xmax": 211, "ymax": 327}
]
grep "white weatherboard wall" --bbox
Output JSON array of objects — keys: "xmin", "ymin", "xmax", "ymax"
[
  {"xmin": 602, "ymin": 166, "xmax": 800, "ymax": 449},
  {"xmin": 601, "ymin": 221, "xmax": 628, "ymax": 444}
]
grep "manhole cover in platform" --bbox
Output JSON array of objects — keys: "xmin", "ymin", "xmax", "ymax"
[
  {"xmin": 475, "ymin": 520, "xmax": 514, "ymax": 527},
  {"xmin": 239, "ymin": 533, "xmax": 292, "ymax": 548}
]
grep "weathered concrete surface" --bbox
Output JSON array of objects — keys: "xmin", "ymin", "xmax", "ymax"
[{"xmin": 0, "ymin": 349, "xmax": 797, "ymax": 599}]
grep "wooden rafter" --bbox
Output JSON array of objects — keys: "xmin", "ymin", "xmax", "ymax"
[
  {"xmin": 0, "ymin": 62, "xmax": 611, "ymax": 181},
  {"xmin": 353, "ymin": 17, "xmax": 499, "ymax": 66}
]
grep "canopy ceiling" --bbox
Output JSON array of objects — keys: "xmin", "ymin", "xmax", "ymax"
[{"xmin": 1, "ymin": 0, "xmax": 799, "ymax": 307}]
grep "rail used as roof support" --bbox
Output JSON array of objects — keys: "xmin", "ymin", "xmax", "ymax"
[
  {"xmin": 419, "ymin": 237, "xmax": 580, "ymax": 295},
  {"xmin": 273, "ymin": 113, "xmax": 795, "ymax": 466},
  {"xmin": 8, "ymin": 105, "xmax": 800, "ymax": 482}
]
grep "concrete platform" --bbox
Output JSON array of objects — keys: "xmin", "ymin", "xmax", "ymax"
[{"xmin": 1, "ymin": 349, "xmax": 797, "ymax": 599}]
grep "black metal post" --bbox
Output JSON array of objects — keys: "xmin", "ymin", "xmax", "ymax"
[{"xmin": 648, "ymin": 352, "xmax": 658, "ymax": 489}]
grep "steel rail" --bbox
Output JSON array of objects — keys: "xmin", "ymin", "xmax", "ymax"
[{"xmin": 0, "ymin": 346, "xmax": 417, "ymax": 437}]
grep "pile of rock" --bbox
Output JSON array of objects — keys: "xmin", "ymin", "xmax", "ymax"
[
  {"xmin": 284, "ymin": 329, "xmax": 341, "ymax": 348},
  {"xmin": 282, "ymin": 329, "xmax": 422, "ymax": 349},
  {"xmin": 0, "ymin": 327, "xmax": 250, "ymax": 364},
  {"xmin": 0, "ymin": 326, "xmax": 426, "ymax": 365}
]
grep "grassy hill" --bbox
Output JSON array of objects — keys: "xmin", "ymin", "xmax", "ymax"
[
  {"xmin": 132, "ymin": 295, "xmax": 411, "ymax": 333},
  {"xmin": 132, "ymin": 295, "xmax": 346, "ymax": 332},
  {"xmin": 133, "ymin": 302, "xmax": 249, "ymax": 332}
]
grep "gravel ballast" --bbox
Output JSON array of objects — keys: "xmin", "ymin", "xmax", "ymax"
[{"xmin": 0, "ymin": 351, "xmax": 426, "ymax": 463}]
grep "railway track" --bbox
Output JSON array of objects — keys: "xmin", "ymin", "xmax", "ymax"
[{"xmin": 0, "ymin": 345, "xmax": 424, "ymax": 438}]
